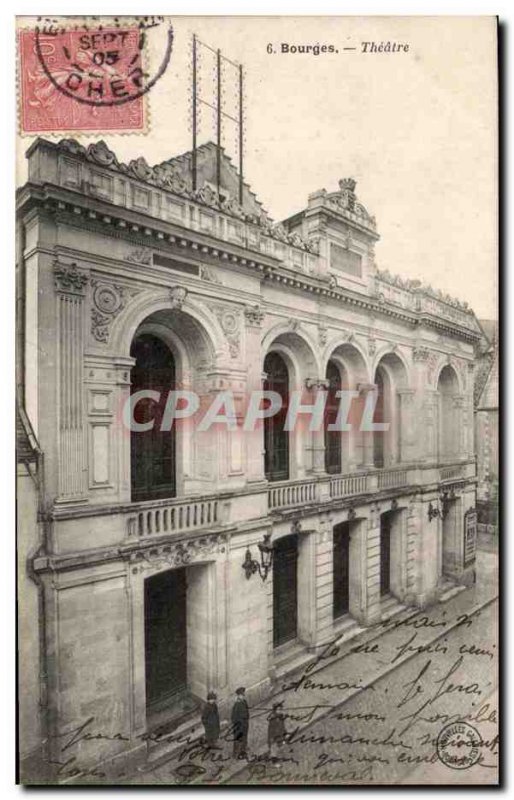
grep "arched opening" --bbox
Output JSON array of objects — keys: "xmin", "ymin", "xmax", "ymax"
[
  {"xmin": 372, "ymin": 352, "xmax": 408, "ymax": 467},
  {"xmin": 130, "ymin": 333, "xmax": 176, "ymax": 502},
  {"xmin": 373, "ymin": 366, "xmax": 386, "ymax": 468},
  {"xmin": 324, "ymin": 342, "xmax": 369, "ymax": 470},
  {"xmin": 437, "ymin": 365, "xmax": 460, "ymax": 462},
  {"xmin": 325, "ymin": 360, "xmax": 343, "ymax": 474},
  {"xmin": 264, "ymin": 351, "xmax": 289, "ymax": 482}
]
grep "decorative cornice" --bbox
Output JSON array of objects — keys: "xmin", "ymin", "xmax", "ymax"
[
  {"xmin": 44, "ymin": 138, "xmax": 318, "ymax": 254},
  {"xmin": 23, "ymin": 188, "xmax": 481, "ymax": 344},
  {"xmin": 124, "ymin": 533, "xmax": 228, "ymax": 574}
]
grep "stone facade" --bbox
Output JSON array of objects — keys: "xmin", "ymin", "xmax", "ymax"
[{"xmin": 17, "ymin": 137, "xmax": 481, "ymax": 779}]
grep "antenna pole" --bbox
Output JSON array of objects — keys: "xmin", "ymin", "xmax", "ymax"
[
  {"xmin": 239, "ymin": 63, "xmax": 244, "ymax": 206},
  {"xmin": 192, "ymin": 34, "xmax": 197, "ymax": 192},
  {"xmin": 216, "ymin": 48, "xmax": 222, "ymax": 197}
]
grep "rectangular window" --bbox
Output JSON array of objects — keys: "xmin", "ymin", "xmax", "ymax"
[
  {"xmin": 153, "ymin": 253, "xmax": 199, "ymax": 276},
  {"xmin": 330, "ymin": 242, "xmax": 362, "ymax": 278}
]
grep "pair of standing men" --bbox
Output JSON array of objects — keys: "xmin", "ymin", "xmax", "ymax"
[{"xmin": 201, "ymin": 686, "xmax": 250, "ymax": 758}]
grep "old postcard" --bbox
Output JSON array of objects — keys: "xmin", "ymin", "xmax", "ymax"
[{"xmin": 16, "ymin": 14, "xmax": 498, "ymax": 786}]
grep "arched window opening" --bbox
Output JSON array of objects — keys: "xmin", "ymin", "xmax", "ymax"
[
  {"xmin": 325, "ymin": 360, "xmax": 342, "ymax": 474},
  {"xmin": 130, "ymin": 333, "xmax": 176, "ymax": 502},
  {"xmin": 264, "ymin": 352, "xmax": 289, "ymax": 482},
  {"xmin": 438, "ymin": 365, "xmax": 460, "ymax": 462},
  {"xmin": 373, "ymin": 367, "xmax": 385, "ymax": 468}
]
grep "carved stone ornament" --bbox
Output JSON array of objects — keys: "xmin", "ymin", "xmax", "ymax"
[
  {"xmin": 54, "ymin": 138, "xmax": 318, "ymax": 254},
  {"xmin": 318, "ymin": 324, "xmax": 328, "ymax": 346},
  {"xmin": 126, "ymin": 534, "xmax": 228, "ymax": 575},
  {"xmin": 54, "ymin": 261, "xmax": 89, "ymax": 295},
  {"xmin": 90, "ymin": 279, "xmax": 139, "ymax": 343},
  {"xmin": 210, "ymin": 303, "xmax": 242, "ymax": 358},
  {"xmin": 126, "ymin": 247, "xmax": 153, "ymax": 266},
  {"xmin": 200, "ymin": 265, "xmax": 222, "ymax": 285},
  {"xmin": 413, "ymin": 347, "xmax": 431, "ymax": 362},
  {"xmin": 305, "ymin": 377, "xmax": 330, "ymax": 391},
  {"xmin": 368, "ymin": 336, "xmax": 377, "ymax": 356},
  {"xmin": 244, "ymin": 304, "xmax": 265, "ymax": 327},
  {"xmin": 170, "ymin": 286, "xmax": 188, "ymax": 310}
]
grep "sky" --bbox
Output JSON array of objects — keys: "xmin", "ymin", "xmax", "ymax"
[{"xmin": 17, "ymin": 15, "xmax": 498, "ymax": 319}]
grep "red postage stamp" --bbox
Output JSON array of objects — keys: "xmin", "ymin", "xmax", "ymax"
[{"xmin": 18, "ymin": 25, "xmax": 148, "ymax": 134}]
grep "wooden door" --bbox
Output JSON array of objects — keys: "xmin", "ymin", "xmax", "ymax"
[
  {"xmin": 333, "ymin": 523, "xmax": 350, "ymax": 618},
  {"xmin": 144, "ymin": 568, "xmax": 187, "ymax": 711},
  {"xmin": 273, "ymin": 534, "xmax": 298, "ymax": 647}
]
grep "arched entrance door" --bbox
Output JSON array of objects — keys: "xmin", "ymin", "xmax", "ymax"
[
  {"xmin": 130, "ymin": 333, "xmax": 176, "ymax": 502},
  {"xmin": 264, "ymin": 352, "xmax": 289, "ymax": 481}
]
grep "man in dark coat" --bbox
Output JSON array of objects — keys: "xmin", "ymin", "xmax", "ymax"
[
  {"xmin": 267, "ymin": 701, "xmax": 287, "ymax": 760},
  {"xmin": 231, "ymin": 686, "xmax": 249, "ymax": 758},
  {"xmin": 201, "ymin": 691, "xmax": 220, "ymax": 748}
]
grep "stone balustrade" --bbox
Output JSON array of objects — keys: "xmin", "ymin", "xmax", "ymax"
[
  {"xmin": 268, "ymin": 478, "xmax": 318, "ymax": 510},
  {"xmin": 127, "ymin": 495, "xmax": 227, "ymax": 539}
]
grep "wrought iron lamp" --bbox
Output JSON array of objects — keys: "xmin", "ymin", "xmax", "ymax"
[
  {"xmin": 427, "ymin": 501, "xmax": 441, "ymax": 522},
  {"xmin": 439, "ymin": 489, "xmax": 456, "ymax": 520},
  {"xmin": 242, "ymin": 533, "xmax": 274, "ymax": 582}
]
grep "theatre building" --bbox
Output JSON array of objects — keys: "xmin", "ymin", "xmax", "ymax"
[{"xmin": 17, "ymin": 137, "xmax": 482, "ymax": 777}]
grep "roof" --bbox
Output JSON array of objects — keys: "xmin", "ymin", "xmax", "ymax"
[{"xmin": 156, "ymin": 141, "xmax": 269, "ymax": 219}]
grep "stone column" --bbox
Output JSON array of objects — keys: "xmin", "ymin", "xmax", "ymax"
[
  {"xmin": 312, "ymin": 518, "xmax": 335, "ymax": 647},
  {"xmin": 297, "ymin": 528, "xmax": 318, "ymax": 646},
  {"xmin": 398, "ymin": 390, "xmax": 416, "ymax": 464},
  {"xmin": 359, "ymin": 384, "xmax": 377, "ymax": 468},
  {"xmin": 243, "ymin": 305, "xmax": 267, "ymax": 484},
  {"xmin": 305, "ymin": 379, "xmax": 328, "ymax": 475},
  {"xmin": 414, "ymin": 497, "xmax": 441, "ymax": 607},
  {"xmin": 54, "ymin": 262, "xmax": 89, "ymax": 503},
  {"xmin": 360, "ymin": 507, "xmax": 382, "ymax": 625},
  {"xmin": 452, "ymin": 395, "xmax": 465, "ymax": 459}
]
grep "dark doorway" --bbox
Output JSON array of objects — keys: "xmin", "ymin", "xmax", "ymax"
[
  {"xmin": 273, "ymin": 534, "xmax": 298, "ymax": 647},
  {"xmin": 333, "ymin": 522, "xmax": 350, "ymax": 618},
  {"xmin": 264, "ymin": 352, "xmax": 289, "ymax": 482},
  {"xmin": 380, "ymin": 513, "xmax": 392, "ymax": 596},
  {"xmin": 130, "ymin": 333, "xmax": 176, "ymax": 502},
  {"xmin": 145, "ymin": 568, "xmax": 187, "ymax": 713},
  {"xmin": 325, "ymin": 360, "xmax": 342, "ymax": 474}
]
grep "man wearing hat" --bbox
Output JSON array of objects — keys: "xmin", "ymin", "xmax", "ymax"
[
  {"xmin": 201, "ymin": 691, "xmax": 220, "ymax": 748},
  {"xmin": 231, "ymin": 687, "xmax": 250, "ymax": 758},
  {"xmin": 267, "ymin": 701, "xmax": 287, "ymax": 761}
]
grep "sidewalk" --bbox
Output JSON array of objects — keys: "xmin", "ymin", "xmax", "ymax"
[{"xmin": 142, "ymin": 548, "xmax": 498, "ymax": 785}]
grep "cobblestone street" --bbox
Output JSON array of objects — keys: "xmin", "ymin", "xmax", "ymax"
[{"xmin": 120, "ymin": 547, "xmax": 498, "ymax": 786}]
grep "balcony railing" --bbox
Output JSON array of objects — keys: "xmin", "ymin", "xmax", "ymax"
[
  {"xmin": 329, "ymin": 473, "xmax": 369, "ymax": 499},
  {"xmin": 376, "ymin": 468, "xmax": 409, "ymax": 490},
  {"xmin": 122, "ymin": 461, "xmax": 473, "ymax": 536},
  {"xmin": 439, "ymin": 464, "xmax": 465, "ymax": 482},
  {"xmin": 268, "ymin": 478, "xmax": 318, "ymax": 511},
  {"xmin": 126, "ymin": 496, "xmax": 226, "ymax": 539}
]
